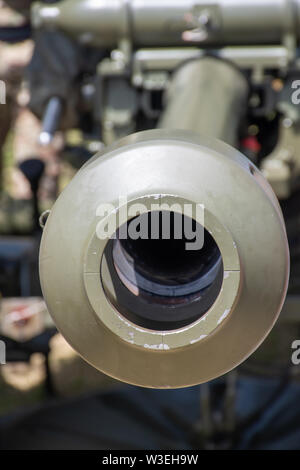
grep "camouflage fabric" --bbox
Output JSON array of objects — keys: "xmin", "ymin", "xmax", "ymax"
[
  {"xmin": 3, "ymin": 0, "xmax": 32, "ymax": 15},
  {"xmin": 0, "ymin": 2, "xmax": 34, "ymax": 198}
]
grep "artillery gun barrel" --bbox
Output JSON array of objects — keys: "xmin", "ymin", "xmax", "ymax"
[{"xmin": 32, "ymin": 0, "xmax": 300, "ymax": 48}]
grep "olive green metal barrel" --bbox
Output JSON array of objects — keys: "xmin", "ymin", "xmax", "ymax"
[
  {"xmin": 39, "ymin": 129, "xmax": 289, "ymax": 388},
  {"xmin": 159, "ymin": 58, "xmax": 249, "ymax": 146},
  {"xmin": 32, "ymin": 0, "xmax": 300, "ymax": 48}
]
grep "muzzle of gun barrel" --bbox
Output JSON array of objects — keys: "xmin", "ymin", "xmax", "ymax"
[{"xmin": 39, "ymin": 127, "xmax": 289, "ymax": 388}]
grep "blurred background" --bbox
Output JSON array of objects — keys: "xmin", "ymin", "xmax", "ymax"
[{"xmin": 0, "ymin": 0, "xmax": 300, "ymax": 450}]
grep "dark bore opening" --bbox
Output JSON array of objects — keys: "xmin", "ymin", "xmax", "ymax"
[{"xmin": 102, "ymin": 211, "xmax": 223, "ymax": 331}]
